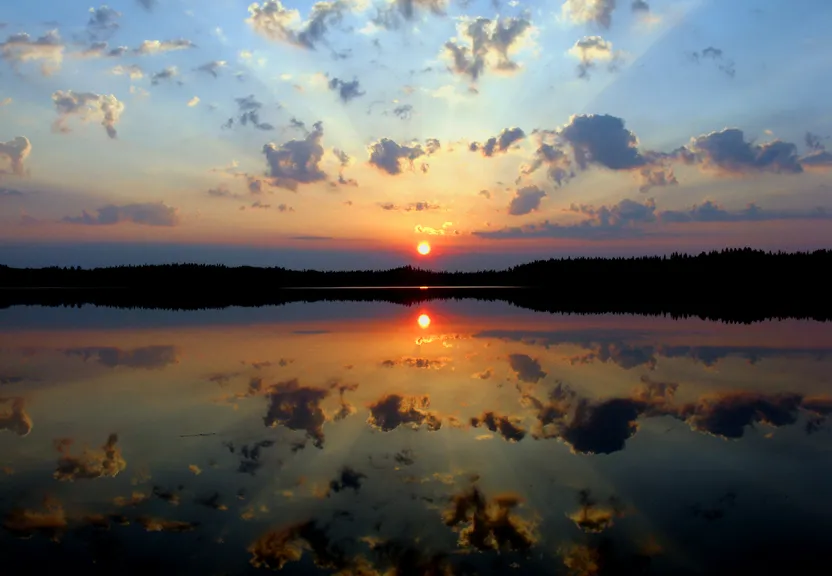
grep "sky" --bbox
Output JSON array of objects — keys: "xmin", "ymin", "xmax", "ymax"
[{"xmin": 0, "ymin": 0, "xmax": 831, "ymax": 270}]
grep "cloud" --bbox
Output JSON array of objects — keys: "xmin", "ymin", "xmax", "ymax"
[
  {"xmin": 469, "ymin": 127, "xmax": 525, "ymax": 156},
  {"xmin": 568, "ymin": 35, "xmax": 621, "ymax": 78},
  {"xmin": 64, "ymin": 345, "xmax": 180, "ymax": 368},
  {"xmin": 328, "ymin": 77, "xmax": 365, "ymax": 103},
  {"xmin": 659, "ymin": 201, "xmax": 832, "ymax": 224},
  {"xmin": 690, "ymin": 46, "xmax": 735, "ymax": 78},
  {"xmin": 151, "ymin": 65, "xmax": 178, "ymax": 85},
  {"xmin": 62, "ymin": 203, "xmax": 181, "ymax": 226},
  {"xmin": 258, "ymin": 378, "xmax": 331, "ymax": 448},
  {"xmin": 372, "ymin": 0, "xmax": 449, "ymax": 29},
  {"xmin": 223, "ymin": 95, "xmax": 275, "ymax": 131},
  {"xmin": 391, "ymin": 104, "xmax": 413, "ymax": 120},
  {"xmin": 195, "ymin": 60, "xmax": 227, "ymax": 77},
  {"xmin": 508, "ymin": 354, "xmax": 546, "ymax": 382},
  {"xmin": 53, "ymin": 433, "xmax": 126, "ymax": 481},
  {"xmin": 367, "ymin": 394, "xmax": 442, "ymax": 431},
  {"xmin": 134, "ymin": 39, "xmax": 196, "ymax": 55},
  {"xmin": 187, "ymin": 96, "xmax": 200, "ymax": 107},
  {"xmin": 0, "ymin": 136, "xmax": 31, "ymax": 177},
  {"xmin": 380, "ymin": 357, "xmax": 449, "ymax": 368},
  {"xmin": 0, "ymin": 397, "xmax": 32, "ymax": 436},
  {"xmin": 632, "ymin": 0, "xmax": 649, "ymax": 11},
  {"xmin": 367, "ymin": 137, "xmax": 439, "ymax": 175},
  {"xmin": 414, "ymin": 221, "xmax": 458, "ymax": 235},
  {"xmin": 507, "ymin": 185, "xmax": 546, "ymax": 216},
  {"xmin": 77, "ymin": 41, "xmax": 128, "ymax": 59},
  {"xmin": 470, "ymin": 411, "xmax": 527, "ymax": 442},
  {"xmin": 327, "ymin": 466, "xmax": 366, "ymax": 495},
  {"xmin": 378, "ymin": 201, "xmax": 441, "ymax": 212},
  {"xmin": 247, "ymin": 0, "xmax": 355, "ymax": 49},
  {"xmin": 332, "ymin": 148, "xmax": 358, "ymax": 186},
  {"xmin": 262, "ymin": 121, "xmax": 327, "ymax": 190},
  {"xmin": 52, "ymin": 90, "xmax": 124, "ymax": 138},
  {"xmin": 443, "ymin": 16, "xmax": 534, "ymax": 82},
  {"xmin": 475, "ymin": 197, "xmax": 658, "ymax": 239},
  {"xmin": 87, "ymin": 5, "xmax": 122, "ymax": 40},
  {"xmin": 136, "ymin": 0, "xmax": 156, "ymax": 10},
  {"xmin": 561, "ymin": 0, "xmax": 616, "ymax": 29},
  {"xmin": 442, "ymin": 484, "xmax": 537, "ymax": 551},
  {"xmin": 111, "ymin": 64, "xmax": 144, "ymax": 79},
  {"xmin": 3, "ymin": 497, "xmax": 66, "ymax": 540},
  {"xmin": 519, "ymin": 139, "xmax": 574, "ymax": 187},
  {"xmin": 683, "ymin": 128, "xmax": 803, "ymax": 175},
  {"xmin": 0, "ymin": 30, "xmax": 64, "ymax": 75},
  {"xmin": 479, "ymin": 189, "xmax": 491, "ymax": 199}
]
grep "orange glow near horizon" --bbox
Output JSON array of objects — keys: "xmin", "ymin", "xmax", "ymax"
[
  {"xmin": 417, "ymin": 242, "xmax": 431, "ymax": 256},
  {"xmin": 417, "ymin": 314, "xmax": 431, "ymax": 329}
]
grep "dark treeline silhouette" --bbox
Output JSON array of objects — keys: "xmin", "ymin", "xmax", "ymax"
[{"xmin": 1, "ymin": 248, "xmax": 830, "ymax": 323}]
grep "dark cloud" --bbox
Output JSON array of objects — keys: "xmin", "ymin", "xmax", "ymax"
[
  {"xmin": 332, "ymin": 148, "xmax": 358, "ymax": 186},
  {"xmin": 136, "ymin": 0, "xmax": 156, "ymax": 10},
  {"xmin": 367, "ymin": 394, "xmax": 442, "ymax": 431},
  {"xmin": 62, "ymin": 203, "xmax": 181, "ymax": 227},
  {"xmin": 568, "ymin": 489, "xmax": 626, "ymax": 533},
  {"xmin": 378, "ymin": 202, "xmax": 441, "ymax": 212},
  {"xmin": 262, "ymin": 121, "xmax": 327, "ymax": 190},
  {"xmin": 0, "ymin": 397, "xmax": 32, "ymax": 436},
  {"xmin": 236, "ymin": 439, "xmax": 275, "ymax": 475},
  {"xmin": 248, "ymin": 521, "xmax": 348, "ymax": 571},
  {"xmin": 631, "ymin": 0, "xmax": 649, "ymax": 12},
  {"xmin": 327, "ymin": 466, "xmax": 366, "ymax": 495},
  {"xmin": 207, "ymin": 184, "xmax": 241, "ymax": 199},
  {"xmin": 87, "ymin": 5, "xmax": 122, "ymax": 41},
  {"xmin": 470, "ymin": 411, "xmax": 527, "ymax": 442},
  {"xmin": 53, "ymin": 433, "xmax": 126, "ymax": 481},
  {"xmin": 367, "ymin": 137, "xmax": 439, "ymax": 175},
  {"xmin": 52, "ymin": 90, "xmax": 124, "ymax": 138},
  {"xmin": 689, "ymin": 46, "xmax": 735, "ymax": 77},
  {"xmin": 442, "ymin": 484, "xmax": 536, "ymax": 551},
  {"xmin": 223, "ymin": 95, "xmax": 275, "ymax": 131},
  {"xmin": 328, "ymin": 77, "xmax": 365, "ymax": 103},
  {"xmin": 659, "ymin": 201, "xmax": 831, "ymax": 223},
  {"xmin": 391, "ymin": 104, "xmax": 413, "ymax": 120},
  {"xmin": 675, "ymin": 392, "xmax": 805, "ymax": 439},
  {"xmin": 508, "ymin": 353, "xmax": 546, "ymax": 382},
  {"xmin": 380, "ymin": 357, "xmax": 449, "ymax": 368},
  {"xmin": 469, "ymin": 127, "xmax": 525, "ymax": 156},
  {"xmin": 247, "ymin": 0, "xmax": 352, "ymax": 49},
  {"xmin": 150, "ymin": 65, "xmax": 178, "ymax": 85},
  {"xmin": 258, "ymin": 378, "xmax": 330, "ymax": 448},
  {"xmin": 507, "ymin": 185, "xmax": 546, "ymax": 216},
  {"xmin": 684, "ymin": 128, "xmax": 803, "ymax": 174},
  {"xmin": 372, "ymin": 0, "xmax": 448, "ymax": 30},
  {"xmin": 444, "ymin": 16, "xmax": 532, "ymax": 82},
  {"xmin": 561, "ymin": 114, "xmax": 647, "ymax": 171},
  {"xmin": 64, "ymin": 345, "xmax": 179, "ymax": 368},
  {"xmin": 195, "ymin": 60, "xmax": 227, "ymax": 78}
]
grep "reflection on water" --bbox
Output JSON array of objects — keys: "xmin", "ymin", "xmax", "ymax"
[{"xmin": 1, "ymin": 301, "xmax": 831, "ymax": 575}]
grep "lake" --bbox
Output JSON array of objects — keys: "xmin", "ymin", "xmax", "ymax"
[{"xmin": 1, "ymin": 299, "xmax": 831, "ymax": 575}]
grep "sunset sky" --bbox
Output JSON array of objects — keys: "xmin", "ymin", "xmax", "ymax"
[{"xmin": 1, "ymin": 0, "xmax": 831, "ymax": 269}]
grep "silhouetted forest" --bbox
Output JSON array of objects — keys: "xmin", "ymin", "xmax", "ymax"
[{"xmin": 1, "ymin": 249, "xmax": 829, "ymax": 323}]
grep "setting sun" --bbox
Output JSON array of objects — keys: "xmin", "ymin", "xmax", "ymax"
[
  {"xmin": 417, "ymin": 314, "xmax": 431, "ymax": 329},
  {"xmin": 417, "ymin": 242, "xmax": 431, "ymax": 256}
]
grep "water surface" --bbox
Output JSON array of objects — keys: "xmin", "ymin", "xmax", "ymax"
[{"xmin": 1, "ymin": 300, "xmax": 831, "ymax": 575}]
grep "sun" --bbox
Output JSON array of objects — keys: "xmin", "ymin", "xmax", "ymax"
[
  {"xmin": 417, "ymin": 314, "xmax": 431, "ymax": 328},
  {"xmin": 417, "ymin": 241, "xmax": 431, "ymax": 256}
]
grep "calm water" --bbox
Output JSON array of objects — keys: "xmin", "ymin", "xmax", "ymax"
[{"xmin": 1, "ymin": 300, "xmax": 831, "ymax": 575}]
